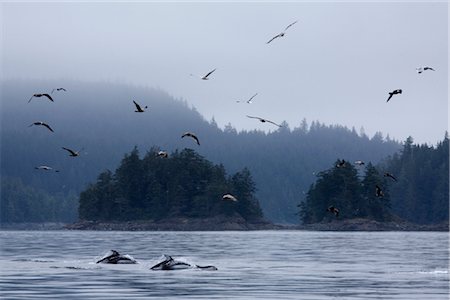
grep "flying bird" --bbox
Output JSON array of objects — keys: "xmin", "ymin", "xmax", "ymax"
[
  {"xmin": 62, "ymin": 147, "xmax": 82, "ymax": 157},
  {"xmin": 28, "ymin": 121, "xmax": 54, "ymax": 132},
  {"xmin": 266, "ymin": 20, "xmax": 298, "ymax": 44},
  {"xmin": 237, "ymin": 93, "xmax": 258, "ymax": 104},
  {"xmin": 35, "ymin": 165, "xmax": 59, "ymax": 172},
  {"xmin": 181, "ymin": 132, "xmax": 200, "ymax": 145},
  {"xmin": 28, "ymin": 93, "xmax": 54, "ymax": 103},
  {"xmin": 246, "ymin": 115, "xmax": 282, "ymax": 127},
  {"xmin": 222, "ymin": 194, "xmax": 238, "ymax": 202},
  {"xmin": 354, "ymin": 160, "xmax": 365, "ymax": 166},
  {"xmin": 157, "ymin": 151, "xmax": 168, "ymax": 158},
  {"xmin": 327, "ymin": 205, "xmax": 339, "ymax": 217},
  {"xmin": 191, "ymin": 68, "xmax": 217, "ymax": 80},
  {"xmin": 416, "ymin": 67, "xmax": 435, "ymax": 74},
  {"xmin": 133, "ymin": 100, "xmax": 148, "ymax": 112},
  {"xmin": 375, "ymin": 185, "xmax": 384, "ymax": 198},
  {"xmin": 51, "ymin": 88, "xmax": 67, "ymax": 94},
  {"xmin": 386, "ymin": 89, "xmax": 402, "ymax": 102},
  {"xmin": 384, "ymin": 172, "xmax": 397, "ymax": 182}
]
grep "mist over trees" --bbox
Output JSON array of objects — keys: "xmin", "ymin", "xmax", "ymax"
[
  {"xmin": 1, "ymin": 177, "xmax": 77, "ymax": 223},
  {"xmin": 1, "ymin": 79, "xmax": 404, "ymax": 223},
  {"xmin": 79, "ymin": 147, "xmax": 263, "ymax": 222}
]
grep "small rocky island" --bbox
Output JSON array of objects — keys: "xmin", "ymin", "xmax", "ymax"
[{"xmin": 69, "ymin": 148, "xmax": 270, "ymax": 230}]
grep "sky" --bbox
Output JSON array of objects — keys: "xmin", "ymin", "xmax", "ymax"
[{"xmin": 1, "ymin": 1, "xmax": 448, "ymax": 145}]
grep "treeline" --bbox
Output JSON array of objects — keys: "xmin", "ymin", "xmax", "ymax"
[
  {"xmin": 382, "ymin": 135, "xmax": 449, "ymax": 224},
  {"xmin": 1, "ymin": 79, "xmax": 401, "ymax": 223},
  {"xmin": 79, "ymin": 148, "xmax": 263, "ymax": 222},
  {"xmin": 298, "ymin": 161, "xmax": 391, "ymax": 224},
  {"xmin": 299, "ymin": 134, "xmax": 449, "ymax": 225},
  {"xmin": 1, "ymin": 177, "xmax": 78, "ymax": 223}
]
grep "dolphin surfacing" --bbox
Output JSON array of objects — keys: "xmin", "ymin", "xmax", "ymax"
[
  {"xmin": 96, "ymin": 250, "xmax": 137, "ymax": 264},
  {"xmin": 150, "ymin": 255, "xmax": 217, "ymax": 271}
]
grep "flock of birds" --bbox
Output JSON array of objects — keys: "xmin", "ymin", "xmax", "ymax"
[
  {"xmin": 27, "ymin": 19, "xmax": 436, "ymax": 212},
  {"xmin": 28, "ymin": 86, "xmax": 236, "ymax": 202}
]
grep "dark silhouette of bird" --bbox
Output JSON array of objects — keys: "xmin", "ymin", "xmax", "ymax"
[
  {"xmin": 28, "ymin": 121, "xmax": 54, "ymax": 132},
  {"xmin": 246, "ymin": 115, "xmax": 282, "ymax": 127},
  {"xmin": 51, "ymin": 88, "xmax": 67, "ymax": 94},
  {"xmin": 62, "ymin": 147, "xmax": 82, "ymax": 157},
  {"xmin": 354, "ymin": 160, "xmax": 365, "ymax": 166},
  {"xmin": 327, "ymin": 206, "xmax": 339, "ymax": 217},
  {"xmin": 157, "ymin": 151, "xmax": 168, "ymax": 158},
  {"xmin": 191, "ymin": 68, "xmax": 217, "ymax": 80},
  {"xmin": 384, "ymin": 172, "xmax": 397, "ymax": 182},
  {"xmin": 35, "ymin": 165, "xmax": 59, "ymax": 172},
  {"xmin": 375, "ymin": 185, "xmax": 384, "ymax": 197},
  {"xmin": 266, "ymin": 20, "xmax": 298, "ymax": 44},
  {"xmin": 336, "ymin": 159, "xmax": 347, "ymax": 168},
  {"xmin": 181, "ymin": 132, "xmax": 200, "ymax": 145},
  {"xmin": 133, "ymin": 100, "xmax": 148, "ymax": 112},
  {"xmin": 416, "ymin": 67, "xmax": 435, "ymax": 74},
  {"xmin": 28, "ymin": 93, "xmax": 54, "ymax": 103},
  {"xmin": 237, "ymin": 93, "xmax": 258, "ymax": 104},
  {"xmin": 386, "ymin": 89, "xmax": 402, "ymax": 102},
  {"xmin": 223, "ymin": 194, "xmax": 238, "ymax": 202}
]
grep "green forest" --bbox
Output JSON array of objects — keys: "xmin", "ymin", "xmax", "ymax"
[
  {"xmin": 78, "ymin": 148, "xmax": 263, "ymax": 222},
  {"xmin": 1, "ymin": 177, "xmax": 78, "ymax": 223},
  {"xmin": 299, "ymin": 134, "xmax": 449, "ymax": 225},
  {"xmin": 298, "ymin": 161, "xmax": 392, "ymax": 224},
  {"xmin": 1, "ymin": 80, "xmax": 447, "ymax": 225}
]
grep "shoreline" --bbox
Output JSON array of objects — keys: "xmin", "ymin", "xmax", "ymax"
[{"xmin": 1, "ymin": 217, "xmax": 448, "ymax": 231}]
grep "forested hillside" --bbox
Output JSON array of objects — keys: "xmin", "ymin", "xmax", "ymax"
[
  {"xmin": 299, "ymin": 161, "xmax": 392, "ymax": 224},
  {"xmin": 1, "ymin": 79, "xmax": 401, "ymax": 223},
  {"xmin": 299, "ymin": 135, "xmax": 449, "ymax": 225},
  {"xmin": 79, "ymin": 148, "xmax": 263, "ymax": 222},
  {"xmin": 380, "ymin": 135, "xmax": 449, "ymax": 224}
]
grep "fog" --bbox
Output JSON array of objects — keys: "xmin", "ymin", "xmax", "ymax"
[{"xmin": 2, "ymin": 1, "xmax": 448, "ymax": 144}]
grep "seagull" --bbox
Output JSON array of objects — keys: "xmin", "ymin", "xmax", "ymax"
[
  {"xmin": 246, "ymin": 115, "xmax": 282, "ymax": 127},
  {"xmin": 133, "ymin": 100, "xmax": 148, "ymax": 112},
  {"xmin": 28, "ymin": 93, "xmax": 54, "ymax": 103},
  {"xmin": 384, "ymin": 172, "xmax": 397, "ymax": 182},
  {"xmin": 35, "ymin": 165, "xmax": 59, "ymax": 172},
  {"xmin": 237, "ymin": 93, "xmax": 258, "ymax": 104},
  {"xmin": 181, "ymin": 132, "xmax": 200, "ymax": 145},
  {"xmin": 222, "ymin": 194, "xmax": 238, "ymax": 202},
  {"xmin": 51, "ymin": 87, "xmax": 67, "ymax": 94},
  {"xmin": 191, "ymin": 68, "xmax": 217, "ymax": 80},
  {"xmin": 62, "ymin": 147, "xmax": 82, "ymax": 157},
  {"xmin": 28, "ymin": 121, "xmax": 54, "ymax": 132},
  {"xmin": 354, "ymin": 160, "xmax": 365, "ymax": 166},
  {"xmin": 327, "ymin": 205, "xmax": 339, "ymax": 217},
  {"xmin": 157, "ymin": 151, "xmax": 168, "ymax": 158},
  {"xmin": 375, "ymin": 185, "xmax": 384, "ymax": 198},
  {"xmin": 266, "ymin": 20, "xmax": 298, "ymax": 44},
  {"xmin": 416, "ymin": 67, "xmax": 435, "ymax": 74},
  {"xmin": 386, "ymin": 89, "xmax": 402, "ymax": 102}
]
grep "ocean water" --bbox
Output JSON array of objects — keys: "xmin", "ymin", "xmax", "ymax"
[{"xmin": 0, "ymin": 230, "xmax": 448, "ymax": 299}]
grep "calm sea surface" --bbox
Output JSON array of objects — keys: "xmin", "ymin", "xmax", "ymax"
[{"xmin": 0, "ymin": 230, "xmax": 448, "ymax": 299}]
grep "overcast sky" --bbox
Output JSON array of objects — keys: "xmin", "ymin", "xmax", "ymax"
[{"xmin": 1, "ymin": 1, "xmax": 448, "ymax": 144}]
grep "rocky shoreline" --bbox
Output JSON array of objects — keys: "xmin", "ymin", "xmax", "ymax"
[
  {"xmin": 1, "ymin": 217, "xmax": 448, "ymax": 231},
  {"xmin": 64, "ymin": 216, "xmax": 281, "ymax": 231},
  {"xmin": 297, "ymin": 218, "xmax": 449, "ymax": 231}
]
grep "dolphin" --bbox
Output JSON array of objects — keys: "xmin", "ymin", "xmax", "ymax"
[
  {"xmin": 150, "ymin": 255, "xmax": 217, "ymax": 271},
  {"xmin": 96, "ymin": 250, "xmax": 137, "ymax": 264}
]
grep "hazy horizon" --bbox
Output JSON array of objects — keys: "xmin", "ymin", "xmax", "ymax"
[{"xmin": 1, "ymin": 1, "xmax": 448, "ymax": 144}]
